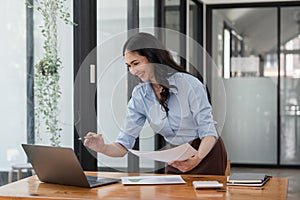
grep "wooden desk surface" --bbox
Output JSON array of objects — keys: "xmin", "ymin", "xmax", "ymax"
[{"xmin": 0, "ymin": 172, "xmax": 288, "ymax": 200}]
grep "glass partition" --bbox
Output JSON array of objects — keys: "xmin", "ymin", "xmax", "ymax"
[
  {"xmin": 165, "ymin": 0, "xmax": 203, "ymax": 75},
  {"xmin": 139, "ymin": 0, "xmax": 155, "ymax": 171},
  {"xmin": 212, "ymin": 7, "xmax": 278, "ymax": 164},
  {"xmin": 140, "ymin": 0, "xmax": 154, "ymax": 29},
  {"xmin": 280, "ymin": 6, "xmax": 300, "ymax": 165},
  {"xmin": 97, "ymin": 0, "xmax": 128, "ymax": 170}
]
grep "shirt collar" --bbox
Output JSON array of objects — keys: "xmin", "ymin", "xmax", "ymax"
[
  {"xmin": 167, "ymin": 74, "xmax": 178, "ymax": 94},
  {"xmin": 142, "ymin": 74, "xmax": 178, "ymax": 97}
]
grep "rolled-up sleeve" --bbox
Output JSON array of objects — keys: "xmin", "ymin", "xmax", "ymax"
[
  {"xmin": 115, "ymin": 88, "xmax": 146, "ymax": 149},
  {"xmin": 115, "ymin": 132, "xmax": 136, "ymax": 150},
  {"xmin": 188, "ymin": 79, "xmax": 218, "ymax": 139}
]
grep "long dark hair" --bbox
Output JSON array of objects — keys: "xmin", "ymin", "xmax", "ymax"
[{"xmin": 123, "ymin": 32, "xmax": 210, "ymax": 115}]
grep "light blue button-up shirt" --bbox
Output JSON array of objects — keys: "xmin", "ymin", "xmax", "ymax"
[{"xmin": 116, "ymin": 72, "xmax": 218, "ymax": 149}]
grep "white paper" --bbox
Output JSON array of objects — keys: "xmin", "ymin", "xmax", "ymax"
[
  {"xmin": 128, "ymin": 143, "xmax": 197, "ymax": 163},
  {"xmin": 121, "ymin": 175, "xmax": 186, "ymax": 185}
]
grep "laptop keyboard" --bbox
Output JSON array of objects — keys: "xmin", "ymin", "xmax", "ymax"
[{"xmin": 86, "ymin": 175, "xmax": 119, "ymax": 186}]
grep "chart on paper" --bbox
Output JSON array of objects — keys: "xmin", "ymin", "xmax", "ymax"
[{"xmin": 121, "ymin": 175, "xmax": 186, "ymax": 185}]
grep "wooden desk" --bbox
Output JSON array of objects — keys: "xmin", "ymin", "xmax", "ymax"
[{"xmin": 0, "ymin": 172, "xmax": 288, "ymax": 200}]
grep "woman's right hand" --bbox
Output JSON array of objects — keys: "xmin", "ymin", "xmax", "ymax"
[{"xmin": 83, "ymin": 132, "xmax": 106, "ymax": 153}]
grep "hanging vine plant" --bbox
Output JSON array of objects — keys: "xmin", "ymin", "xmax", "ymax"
[{"xmin": 27, "ymin": 0, "xmax": 76, "ymax": 146}]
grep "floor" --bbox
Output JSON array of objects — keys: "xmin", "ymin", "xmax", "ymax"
[{"xmin": 231, "ymin": 167, "xmax": 300, "ymax": 200}]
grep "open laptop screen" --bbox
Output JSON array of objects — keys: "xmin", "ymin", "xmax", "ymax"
[{"xmin": 22, "ymin": 144, "xmax": 119, "ymax": 188}]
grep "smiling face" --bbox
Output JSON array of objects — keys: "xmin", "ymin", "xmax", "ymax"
[{"xmin": 124, "ymin": 50, "xmax": 156, "ymax": 83}]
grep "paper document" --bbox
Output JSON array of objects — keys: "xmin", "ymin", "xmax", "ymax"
[
  {"xmin": 129, "ymin": 143, "xmax": 197, "ymax": 163},
  {"xmin": 121, "ymin": 175, "xmax": 186, "ymax": 185}
]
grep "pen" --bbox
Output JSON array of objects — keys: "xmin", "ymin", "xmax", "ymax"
[{"xmin": 78, "ymin": 136, "xmax": 93, "ymax": 141}]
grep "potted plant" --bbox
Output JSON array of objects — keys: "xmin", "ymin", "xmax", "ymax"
[{"xmin": 27, "ymin": 0, "xmax": 75, "ymax": 146}]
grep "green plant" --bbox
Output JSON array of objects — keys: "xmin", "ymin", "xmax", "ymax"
[{"xmin": 27, "ymin": 0, "xmax": 75, "ymax": 146}]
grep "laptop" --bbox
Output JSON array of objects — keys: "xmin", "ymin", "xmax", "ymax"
[{"xmin": 22, "ymin": 144, "xmax": 120, "ymax": 188}]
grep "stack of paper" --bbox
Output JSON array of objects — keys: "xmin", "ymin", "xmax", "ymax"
[{"xmin": 227, "ymin": 173, "xmax": 271, "ymax": 187}]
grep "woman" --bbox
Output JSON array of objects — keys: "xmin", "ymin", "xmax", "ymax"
[{"xmin": 84, "ymin": 32, "xmax": 227, "ymax": 175}]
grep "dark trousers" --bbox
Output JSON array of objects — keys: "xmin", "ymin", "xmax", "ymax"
[{"xmin": 165, "ymin": 137, "xmax": 227, "ymax": 175}]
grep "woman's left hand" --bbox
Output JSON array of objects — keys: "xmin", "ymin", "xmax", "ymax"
[{"xmin": 169, "ymin": 155, "xmax": 201, "ymax": 172}]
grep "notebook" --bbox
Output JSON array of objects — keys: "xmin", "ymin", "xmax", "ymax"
[
  {"xmin": 22, "ymin": 144, "xmax": 120, "ymax": 188},
  {"xmin": 227, "ymin": 173, "xmax": 271, "ymax": 187}
]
